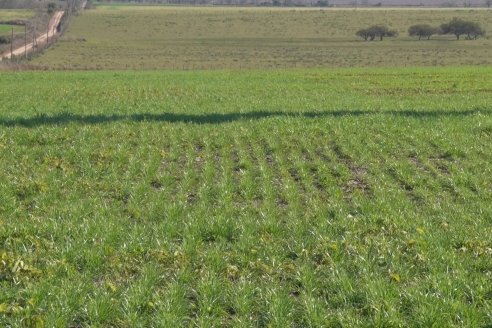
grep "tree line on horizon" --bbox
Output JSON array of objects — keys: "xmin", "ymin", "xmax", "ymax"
[
  {"xmin": 63, "ymin": 0, "xmax": 492, "ymax": 7},
  {"xmin": 356, "ymin": 18, "xmax": 486, "ymax": 41}
]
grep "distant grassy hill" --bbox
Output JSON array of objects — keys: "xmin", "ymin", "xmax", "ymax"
[{"xmin": 0, "ymin": 9, "xmax": 34, "ymax": 21}]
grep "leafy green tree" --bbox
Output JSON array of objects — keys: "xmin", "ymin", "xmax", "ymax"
[
  {"xmin": 0, "ymin": 36, "xmax": 10, "ymax": 44},
  {"xmin": 47, "ymin": 2, "xmax": 57, "ymax": 15},
  {"xmin": 357, "ymin": 25, "xmax": 397, "ymax": 41},
  {"xmin": 408, "ymin": 24, "xmax": 438, "ymax": 40},
  {"xmin": 440, "ymin": 18, "xmax": 485, "ymax": 40},
  {"xmin": 463, "ymin": 22, "xmax": 485, "ymax": 39},
  {"xmin": 356, "ymin": 28, "xmax": 374, "ymax": 41}
]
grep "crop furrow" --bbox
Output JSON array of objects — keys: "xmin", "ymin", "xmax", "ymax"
[
  {"xmin": 385, "ymin": 166, "xmax": 423, "ymax": 205},
  {"xmin": 258, "ymin": 134, "xmax": 289, "ymax": 209},
  {"xmin": 297, "ymin": 138, "xmax": 334, "ymax": 199},
  {"xmin": 241, "ymin": 137, "xmax": 264, "ymax": 208},
  {"xmin": 178, "ymin": 138, "xmax": 203, "ymax": 207},
  {"xmin": 273, "ymin": 136, "xmax": 311, "ymax": 208},
  {"xmin": 154, "ymin": 133, "xmax": 184, "ymax": 203},
  {"xmin": 329, "ymin": 140, "xmax": 371, "ymax": 199}
]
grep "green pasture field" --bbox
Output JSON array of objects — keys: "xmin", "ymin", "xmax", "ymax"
[
  {"xmin": 0, "ymin": 9, "xmax": 34, "ymax": 22},
  {"xmin": 0, "ymin": 67, "xmax": 491, "ymax": 326},
  {"xmin": 0, "ymin": 10, "xmax": 34, "ymax": 53},
  {"xmin": 31, "ymin": 5, "xmax": 492, "ymax": 70},
  {"xmin": 0, "ymin": 10, "xmax": 32, "ymax": 36},
  {"xmin": 0, "ymin": 24, "xmax": 24, "ymax": 34},
  {"xmin": 0, "ymin": 24, "xmax": 13, "ymax": 33}
]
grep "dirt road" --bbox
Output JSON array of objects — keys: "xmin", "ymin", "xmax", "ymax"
[{"xmin": 1, "ymin": 11, "xmax": 65, "ymax": 60}]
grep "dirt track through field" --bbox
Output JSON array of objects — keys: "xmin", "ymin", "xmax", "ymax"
[{"xmin": 1, "ymin": 11, "xmax": 64, "ymax": 60}]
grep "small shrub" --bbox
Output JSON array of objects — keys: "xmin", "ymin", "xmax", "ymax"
[
  {"xmin": 47, "ymin": 2, "xmax": 57, "ymax": 15},
  {"xmin": 0, "ymin": 36, "xmax": 10, "ymax": 44},
  {"xmin": 356, "ymin": 25, "xmax": 397, "ymax": 41},
  {"xmin": 440, "ymin": 18, "xmax": 485, "ymax": 40},
  {"xmin": 408, "ymin": 24, "xmax": 438, "ymax": 40}
]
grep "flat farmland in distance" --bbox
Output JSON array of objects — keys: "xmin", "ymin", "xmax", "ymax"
[
  {"xmin": 0, "ymin": 24, "xmax": 18, "ymax": 35},
  {"xmin": 0, "ymin": 67, "xmax": 491, "ymax": 326},
  {"xmin": 0, "ymin": 23, "xmax": 26, "ymax": 36},
  {"xmin": 0, "ymin": 10, "xmax": 35, "ymax": 53},
  {"xmin": 0, "ymin": 9, "xmax": 34, "ymax": 22},
  {"xmin": 31, "ymin": 6, "xmax": 492, "ymax": 70},
  {"xmin": 0, "ymin": 10, "xmax": 35, "ymax": 39}
]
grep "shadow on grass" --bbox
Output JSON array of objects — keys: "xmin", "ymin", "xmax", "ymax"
[{"xmin": 0, "ymin": 109, "xmax": 488, "ymax": 127}]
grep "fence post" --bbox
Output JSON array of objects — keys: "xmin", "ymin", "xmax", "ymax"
[
  {"xmin": 10, "ymin": 27, "xmax": 13, "ymax": 61},
  {"xmin": 25, "ymin": 24, "xmax": 27, "ymax": 59},
  {"xmin": 33, "ymin": 22, "xmax": 36, "ymax": 49}
]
